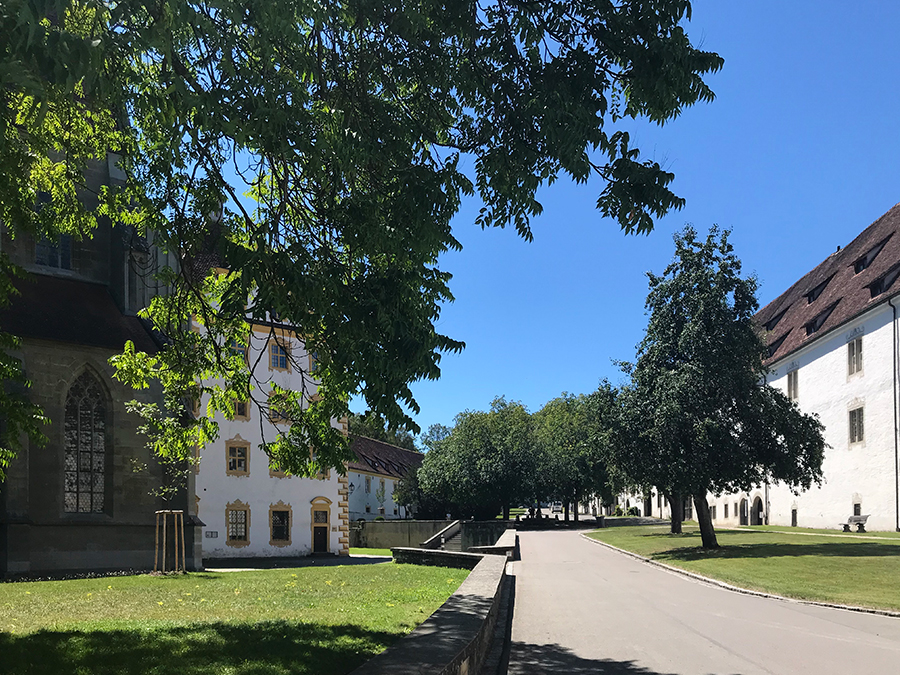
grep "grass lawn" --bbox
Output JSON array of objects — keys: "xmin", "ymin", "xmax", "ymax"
[
  {"xmin": 0, "ymin": 563, "xmax": 467, "ymax": 675},
  {"xmin": 587, "ymin": 524, "xmax": 900, "ymax": 611},
  {"xmin": 349, "ymin": 548, "xmax": 393, "ymax": 557},
  {"xmin": 737, "ymin": 524, "xmax": 900, "ymax": 539}
]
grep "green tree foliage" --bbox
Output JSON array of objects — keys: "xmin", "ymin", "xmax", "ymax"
[
  {"xmin": 347, "ymin": 412, "xmax": 418, "ymax": 452},
  {"xmin": 418, "ymin": 398, "xmax": 536, "ymax": 520},
  {"xmin": 613, "ymin": 227, "xmax": 826, "ymax": 548},
  {"xmin": 533, "ymin": 385, "xmax": 617, "ymax": 521},
  {"xmin": 393, "ymin": 424, "xmax": 450, "ymax": 517},
  {"xmin": 1, "ymin": 0, "xmax": 722, "ymax": 476}
]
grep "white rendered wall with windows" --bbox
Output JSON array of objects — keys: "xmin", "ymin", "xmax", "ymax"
[
  {"xmin": 194, "ymin": 322, "xmax": 346, "ymax": 558},
  {"xmin": 709, "ymin": 304, "xmax": 897, "ymax": 531}
]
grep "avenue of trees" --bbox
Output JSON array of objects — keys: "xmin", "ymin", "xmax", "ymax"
[
  {"xmin": 401, "ymin": 228, "xmax": 826, "ymax": 552},
  {"xmin": 0, "ymin": 0, "xmax": 722, "ymax": 479}
]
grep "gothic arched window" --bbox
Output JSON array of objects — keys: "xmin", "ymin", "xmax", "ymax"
[{"xmin": 64, "ymin": 372, "xmax": 108, "ymax": 513}]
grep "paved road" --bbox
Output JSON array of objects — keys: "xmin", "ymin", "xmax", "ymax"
[{"xmin": 506, "ymin": 530, "xmax": 900, "ymax": 674}]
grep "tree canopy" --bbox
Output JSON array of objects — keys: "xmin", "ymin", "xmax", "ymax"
[
  {"xmin": 533, "ymin": 385, "xmax": 617, "ymax": 520},
  {"xmin": 1, "ymin": 0, "xmax": 723, "ymax": 477},
  {"xmin": 613, "ymin": 227, "xmax": 826, "ymax": 547},
  {"xmin": 417, "ymin": 397, "xmax": 536, "ymax": 520}
]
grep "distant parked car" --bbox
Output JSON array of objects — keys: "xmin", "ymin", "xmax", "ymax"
[{"xmin": 551, "ymin": 502, "xmax": 563, "ymax": 513}]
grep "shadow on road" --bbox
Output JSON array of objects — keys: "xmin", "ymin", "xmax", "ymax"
[{"xmin": 507, "ymin": 642, "xmax": 738, "ymax": 675}]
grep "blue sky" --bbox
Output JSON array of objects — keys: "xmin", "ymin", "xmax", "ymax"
[{"xmin": 351, "ymin": 1, "xmax": 900, "ymax": 434}]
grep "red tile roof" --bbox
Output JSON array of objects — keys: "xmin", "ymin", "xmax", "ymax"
[
  {"xmin": 348, "ymin": 436, "xmax": 423, "ymax": 480},
  {"xmin": 0, "ymin": 272, "xmax": 159, "ymax": 353},
  {"xmin": 758, "ymin": 202, "xmax": 900, "ymax": 364}
]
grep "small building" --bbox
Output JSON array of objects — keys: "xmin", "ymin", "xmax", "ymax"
[{"xmin": 347, "ymin": 437, "xmax": 422, "ymax": 521}]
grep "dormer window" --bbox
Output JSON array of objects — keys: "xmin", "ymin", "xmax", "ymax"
[
  {"xmin": 767, "ymin": 331, "xmax": 790, "ymax": 358},
  {"xmin": 764, "ymin": 307, "xmax": 789, "ymax": 332},
  {"xmin": 805, "ymin": 275, "xmax": 834, "ymax": 304},
  {"xmin": 868, "ymin": 263, "xmax": 900, "ymax": 298},
  {"xmin": 853, "ymin": 235, "xmax": 891, "ymax": 274},
  {"xmin": 805, "ymin": 301, "xmax": 839, "ymax": 336}
]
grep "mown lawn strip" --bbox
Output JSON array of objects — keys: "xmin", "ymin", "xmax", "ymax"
[{"xmin": 587, "ymin": 525, "xmax": 900, "ymax": 611}]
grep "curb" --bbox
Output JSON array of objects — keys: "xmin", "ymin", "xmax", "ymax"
[{"xmin": 580, "ymin": 532, "xmax": 900, "ymax": 619}]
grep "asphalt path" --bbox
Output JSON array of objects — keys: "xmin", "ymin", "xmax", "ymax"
[{"xmin": 506, "ymin": 529, "xmax": 900, "ymax": 674}]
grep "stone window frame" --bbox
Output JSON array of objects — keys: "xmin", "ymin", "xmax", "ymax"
[
  {"xmin": 269, "ymin": 500, "xmax": 293, "ymax": 547},
  {"xmin": 786, "ymin": 369, "xmax": 799, "ymax": 401},
  {"xmin": 226, "ymin": 436, "xmax": 251, "ymax": 477},
  {"xmin": 226, "ymin": 500, "xmax": 251, "ymax": 548},
  {"xmin": 267, "ymin": 390, "xmax": 291, "ymax": 426},
  {"xmin": 848, "ymin": 336, "xmax": 863, "ymax": 376},
  {"xmin": 365, "ymin": 475, "xmax": 371, "ymax": 494},
  {"xmin": 849, "ymin": 406, "xmax": 865, "ymax": 444},
  {"xmin": 268, "ymin": 339, "xmax": 291, "ymax": 372},
  {"xmin": 63, "ymin": 369, "xmax": 111, "ymax": 515}
]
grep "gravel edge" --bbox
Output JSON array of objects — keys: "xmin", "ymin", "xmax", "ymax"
[{"xmin": 580, "ymin": 532, "xmax": 900, "ymax": 619}]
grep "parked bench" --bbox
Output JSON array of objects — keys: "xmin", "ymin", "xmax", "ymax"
[{"xmin": 841, "ymin": 514, "xmax": 869, "ymax": 532}]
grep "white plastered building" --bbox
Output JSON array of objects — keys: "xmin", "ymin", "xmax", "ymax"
[
  {"xmin": 638, "ymin": 202, "xmax": 900, "ymax": 532},
  {"xmin": 346, "ymin": 436, "xmax": 422, "ymax": 521},
  {"xmin": 195, "ymin": 320, "xmax": 351, "ymax": 558}
]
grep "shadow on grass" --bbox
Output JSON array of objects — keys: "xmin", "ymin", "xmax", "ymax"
[
  {"xmin": 651, "ymin": 533, "xmax": 900, "ymax": 563},
  {"xmin": 1, "ymin": 620, "xmax": 401, "ymax": 675},
  {"xmin": 508, "ymin": 642, "xmax": 740, "ymax": 675}
]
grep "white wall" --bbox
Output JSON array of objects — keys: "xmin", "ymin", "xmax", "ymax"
[
  {"xmin": 711, "ymin": 303, "xmax": 899, "ymax": 531},
  {"xmin": 196, "ymin": 325, "xmax": 347, "ymax": 557},
  {"xmin": 347, "ymin": 470, "xmax": 409, "ymax": 521}
]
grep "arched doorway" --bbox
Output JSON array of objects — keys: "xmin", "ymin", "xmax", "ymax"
[
  {"xmin": 739, "ymin": 498, "xmax": 749, "ymax": 526},
  {"xmin": 310, "ymin": 497, "xmax": 332, "ymax": 553},
  {"xmin": 751, "ymin": 497, "xmax": 764, "ymax": 525},
  {"xmin": 644, "ymin": 496, "xmax": 653, "ymax": 518}
]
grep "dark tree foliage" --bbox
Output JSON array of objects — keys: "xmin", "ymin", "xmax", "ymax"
[
  {"xmin": 614, "ymin": 227, "xmax": 826, "ymax": 548},
  {"xmin": 533, "ymin": 384, "xmax": 617, "ymax": 521},
  {"xmin": 1, "ymin": 0, "xmax": 722, "ymax": 476},
  {"xmin": 347, "ymin": 412, "xmax": 418, "ymax": 452},
  {"xmin": 418, "ymin": 398, "xmax": 536, "ymax": 520}
]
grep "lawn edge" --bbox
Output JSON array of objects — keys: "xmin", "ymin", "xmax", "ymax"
[{"xmin": 580, "ymin": 531, "xmax": 900, "ymax": 619}]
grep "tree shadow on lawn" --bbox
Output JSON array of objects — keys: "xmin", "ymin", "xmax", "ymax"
[
  {"xmin": 649, "ymin": 531, "xmax": 900, "ymax": 562},
  {"xmin": 1, "ymin": 620, "xmax": 401, "ymax": 675}
]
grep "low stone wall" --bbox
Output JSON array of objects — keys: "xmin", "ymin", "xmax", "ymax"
[
  {"xmin": 468, "ymin": 528, "xmax": 518, "ymax": 559},
  {"xmin": 351, "ymin": 553, "xmax": 507, "ymax": 675},
  {"xmin": 459, "ymin": 520, "xmax": 512, "ymax": 551},
  {"xmin": 349, "ymin": 520, "xmax": 451, "ymax": 549},
  {"xmin": 392, "ymin": 547, "xmax": 485, "ymax": 570}
]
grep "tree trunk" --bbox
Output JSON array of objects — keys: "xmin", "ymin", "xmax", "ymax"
[
  {"xmin": 693, "ymin": 492, "xmax": 719, "ymax": 549},
  {"xmin": 502, "ymin": 503, "xmax": 510, "ymax": 521},
  {"xmin": 573, "ymin": 494, "xmax": 579, "ymax": 522},
  {"xmin": 667, "ymin": 492, "xmax": 683, "ymax": 534},
  {"xmin": 564, "ymin": 502, "xmax": 569, "ymax": 522}
]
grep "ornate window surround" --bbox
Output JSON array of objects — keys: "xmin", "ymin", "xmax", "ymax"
[
  {"xmin": 226, "ymin": 500, "xmax": 251, "ymax": 548},
  {"xmin": 269, "ymin": 501, "xmax": 293, "ymax": 547}
]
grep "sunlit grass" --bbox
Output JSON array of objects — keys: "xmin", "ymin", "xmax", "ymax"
[
  {"xmin": 0, "ymin": 564, "xmax": 466, "ymax": 674},
  {"xmin": 588, "ymin": 524, "xmax": 900, "ymax": 611},
  {"xmin": 349, "ymin": 548, "xmax": 392, "ymax": 557}
]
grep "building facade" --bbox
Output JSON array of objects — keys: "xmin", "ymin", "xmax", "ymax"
[
  {"xmin": 0, "ymin": 154, "xmax": 200, "ymax": 576},
  {"xmin": 635, "ymin": 202, "xmax": 900, "ymax": 532},
  {"xmin": 347, "ymin": 436, "xmax": 422, "ymax": 521},
  {"xmin": 195, "ymin": 322, "xmax": 351, "ymax": 558}
]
